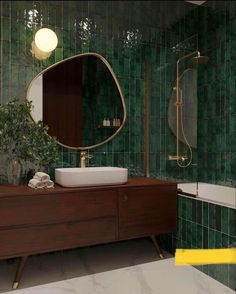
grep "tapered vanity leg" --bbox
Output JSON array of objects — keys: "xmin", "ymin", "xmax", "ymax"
[
  {"xmin": 12, "ymin": 255, "xmax": 28, "ymax": 289},
  {"xmin": 150, "ymin": 235, "xmax": 164, "ymax": 259}
]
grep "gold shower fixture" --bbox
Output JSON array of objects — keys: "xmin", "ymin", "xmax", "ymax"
[{"xmin": 168, "ymin": 50, "xmax": 208, "ymax": 167}]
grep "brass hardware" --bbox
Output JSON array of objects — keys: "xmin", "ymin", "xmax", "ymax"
[
  {"xmin": 12, "ymin": 282, "xmax": 19, "ymax": 289},
  {"xmin": 168, "ymin": 155, "xmax": 188, "ymax": 161},
  {"xmin": 172, "ymin": 51, "xmax": 201, "ymax": 168},
  {"xmin": 80, "ymin": 151, "xmax": 93, "ymax": 168},
  {"xmin": 27, "ymin": 52, "xmax": 127, "ymax": 151}
]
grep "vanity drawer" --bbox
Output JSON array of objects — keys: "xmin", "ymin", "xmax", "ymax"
[
  {"xmin": 0, "ymin": 217, "xmax": 117, "ymax": 258},
  {"xmin": 0, "ymin": 190, "xmax": 117, "ymax": 227}
]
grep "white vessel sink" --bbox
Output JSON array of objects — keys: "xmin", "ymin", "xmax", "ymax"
[{"xmin": 55, "ymin": 167, "xmax": 128, "ymax": 187}]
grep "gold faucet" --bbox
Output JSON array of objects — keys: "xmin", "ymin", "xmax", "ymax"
[{"xmin": 80, "ymin": 151, "xmax": 93, "ymax": 168}]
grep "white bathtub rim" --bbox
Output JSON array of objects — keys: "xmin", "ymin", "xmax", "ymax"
[{"xmin": 178, "ymin": 182, "xmax": 236, "ymax": 209}]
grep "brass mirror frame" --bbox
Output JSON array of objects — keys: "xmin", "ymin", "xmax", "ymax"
[{"xmin": 27, "ymin": 52, "xmax": 127, "ymax": 150}]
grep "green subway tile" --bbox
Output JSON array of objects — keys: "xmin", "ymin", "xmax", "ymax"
[
  {"xmin": 229, "ymin": 236, "xmax": 236, "ymax": 248},
  {"xmin": 209, "ymin": 204, "xmax": 216, "ymax": 230},
  {"xmin": 182, "ymin": 197, "xmax": 187, "ymax": 219},
  {"xmin": 209, "ymin": 228, "xmax": 215, "ymax": 248},
  {"xmin": 215, "ymin": 205, "xmax": 221, "ymax": 231},
  {"xmin": 229, "ymin": 208, "xmax": 236, "ymax": 237},
  {"xmin": 186, "ymin": 198, "xmax": 192, "ymax": 221},
  {"xmin": 203, "ymin": 227, "xmax": 208, "ymax": 249},
  {"xmin": 192, "ymin": 199, "xmax": 196, "ymax": 223},
  {"xmin": 191, "ymin": 222, "xmax": 197, "ymax": 248},
  {"xmin": 203, "ymin": 202, "xmax": 209, "ymax": 227},
  {"xmin": 196, "ymin": 201, "xmax": 203, "ymax": 224},
  {"xmin": 178, "ymin": 197, "xmax": 182, "ymax": 217},
  {"xmin": 221, "ymin": 207, "xmax": 229, "ymax": 235},
  {"xmin": 197, "ymin": 224, "xmax": 203, "ymax": 248},
  {"xmin": 229, "ymin": 265, "xmax": 236, "ymax": 291},
  {"xmin": 222, "ymin": 233, "xmax": 229, "ymax": 248},
  {"xmin": 215, "ymin": 230, "xmax": 222, "ymax": 248},
  {"xmin": 208, "ymin": 264, "xmax": 216, "ymax": 280},
  {"xmin": 202, "ymin": 265, "xmax": 209, "ymax": 276},
  {"xmin": 186, "ymin": 221, "xmax": 192, "ymax": 247},
  {"xmin": 182, "ymin": 219, "xmax": 187, "ymax": 242},
  {"xmin": 214, "ymin": 265, "xmax": 229, "ymax": 288}
]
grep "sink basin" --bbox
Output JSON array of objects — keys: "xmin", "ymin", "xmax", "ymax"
[{"xmin": 55, "ymin": 167, "xmax": 128, "ymax": 187}]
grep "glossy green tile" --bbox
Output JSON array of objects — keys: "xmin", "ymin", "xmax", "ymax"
[
  {"xmin": 221, "ymin": 207, "xmax": 229, "ymax": 235},
  {"xmin": 196, "ymin": 201, "xmax": 203, "ymax": 224},
  {"xmin": 203, "ymin": 202, "xmax": 209, "ymax": 227},
  {"xmin": 229, "ymin": 265, "xmax": 236, "ymax": 291},
  {"xmin": 229, "ymin": 209, "xmax": 236, "ymax": 237}
]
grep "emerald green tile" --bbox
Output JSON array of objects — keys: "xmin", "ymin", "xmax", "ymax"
[
  {"xmin": 229, "ymin": 265, "xmax": 236, "ymax": 291},
  {"xmin": 215, "ymin": 205, "xmax": 222, "ymax": 231},
  {"xmin": 229, "ymin": 208, "xmax": 236, "ymax": 237},
  {"xmin": 209, "ymin": 228, "xmax": 215, "ymax": 248},
  {"xmin": 182, "ymin": 197, "xmax": 187, "ymax": 219},
  {"xmin": 196, "ymin": 201, "xmax": 203, "ymax": 224},
  {"xmin": 182, "ymin": 219, "xmax": 187, "ymax": 242},
  {"xmin": 229, "ymin": 236, "xmax": 236, "ymax": 248},
  {"xmin": 191, "ymin": 222, "xmax": 197, "ymax": 247},
  {"xmin": 186, "ymin": 221, "xmax": 192, "ymax": 247},
  {"xmin": 221, "ymin": 207, "xmax": 229, "ymax": 235},
  {"xmin": 197, "ymin": 224, "xmax": 203, "ymax": 248},
  {"xmin": 203, "ymin": 227, "xmax": 208, "ymax": 249},
  {"xmin": 215, "ymin": 230, "xmax": 222, "ymax": 248},
  {"xmin": 191, "ymin": 199, "xmax": 196, "ymax": 222},
  {"xmin": 214, "ymin": 265, "xmax": 229, "ymax": 288},
  {"xmin": 203, "ymin": 202, "xmax": 209, "ymax": 227}
]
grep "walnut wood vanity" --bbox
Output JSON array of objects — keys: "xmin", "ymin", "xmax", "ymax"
[{"xmin": 0, "ymin": 177, "xmax": 177, "ymax": 289}]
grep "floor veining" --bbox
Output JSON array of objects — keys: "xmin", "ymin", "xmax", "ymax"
[{"xmin": 0, "ymin": 238, "xmax": 234, "ymax": 294}]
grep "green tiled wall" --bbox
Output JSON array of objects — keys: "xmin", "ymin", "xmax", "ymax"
[
  {"xmin": 2, "ymin": 1, "xmax": 235, "ymax": 186},
  {"xmin": 1, "ymin": 1, "xmax": 196, "ymax": 182},
  {"xmin": 0, "ymin": 0, "xmax": 165, "ymax": 180},
  {"xmin": 197, "ymin": 3, "xmax": 236, "ymax": 186},
  {"xmin": 160, "ymin": 194, "xmax": 236, "ymax": 291}
]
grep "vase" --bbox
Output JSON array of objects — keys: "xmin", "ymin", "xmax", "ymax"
[{"xmin": 7, "ymin": 158, "xmax": 22, "ymax": 185}]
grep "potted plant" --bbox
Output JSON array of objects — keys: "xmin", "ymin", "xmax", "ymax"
[{"xmin": 0, "ymin": 100, "xmax": 58, "ymax": 185}]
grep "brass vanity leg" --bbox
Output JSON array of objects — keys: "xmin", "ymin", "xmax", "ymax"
[
  {"xmin": 150, "ymin": 235, "xmax": 164, "ymax": 259},
  {"xmin": 12, "ymin": 255, "xmax": 28, "ymax": 289}
]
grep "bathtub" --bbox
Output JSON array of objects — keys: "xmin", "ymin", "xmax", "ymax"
[{"xmin": 178, "ymin": 182, "xmax": 236, "ymax": 209}]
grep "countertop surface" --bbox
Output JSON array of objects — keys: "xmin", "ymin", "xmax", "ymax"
[{"xmin": 0, "ymin": 177, "xmax": 177, "ymax": 197}]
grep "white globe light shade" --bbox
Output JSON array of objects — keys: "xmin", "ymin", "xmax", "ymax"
[{"xmin": 34, "ymin": 28, "xmax": 58, "ymax": 53}]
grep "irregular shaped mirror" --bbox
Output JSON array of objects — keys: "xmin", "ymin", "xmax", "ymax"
[{"xmin": 26, "ymin": 53, "xmax": 127, "ymax": 149}]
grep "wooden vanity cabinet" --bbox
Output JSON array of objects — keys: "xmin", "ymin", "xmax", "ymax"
[
  {"xmin": 0, "ymin": 177, "xmax": 177, "ymax": 288},
  {"xmin": 118, "ymin": 185, "xmax": 177, "ymax": 239},
  {"xmin": 0, "ymin": 189, "xmax": 118, "ymax": 259}
]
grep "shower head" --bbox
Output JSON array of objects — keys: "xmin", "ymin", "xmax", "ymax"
[{"xmin": 190, "ymin": 55, "xmax": 209, "ymax": 65}]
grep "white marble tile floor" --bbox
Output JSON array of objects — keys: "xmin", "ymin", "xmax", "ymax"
[{"xmin": 0, "ymin": 238, "xmax": 234, "ymax": 294}]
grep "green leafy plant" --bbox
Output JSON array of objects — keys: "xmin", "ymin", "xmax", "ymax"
[{"xmin": 0, "ymin": 99, "xmax": 58, "ymax": 168}]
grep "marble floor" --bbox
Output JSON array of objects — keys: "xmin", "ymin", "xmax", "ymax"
[{"xmin": 0, "ymin": 238, "xmax": 234, "ymax": 294}]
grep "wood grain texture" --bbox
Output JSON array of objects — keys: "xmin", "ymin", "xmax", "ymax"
[
  {"xmin": 0, "ymin": 177, "xmax": 177, "ymax": 262},
  {"xmin": 0, "ymin": 190, "xmax": 117, "ymax": 227},
  {"xmin": 0, "ymin": 218, "xmax": 117, "ymax": 259},
  {"xmin": 118, "ymin": 185, "xmax": 177, "ymax": 239}
]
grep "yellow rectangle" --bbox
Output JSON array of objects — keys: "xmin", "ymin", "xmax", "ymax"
[{"xmin": 175, "ymin": 248, "xmax": 236, "ymax": 265}]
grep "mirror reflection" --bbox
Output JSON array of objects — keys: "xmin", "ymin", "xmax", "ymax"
[{"xmin": 27, "ymin": 53, "xmax": 126, "ymax": 149}]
